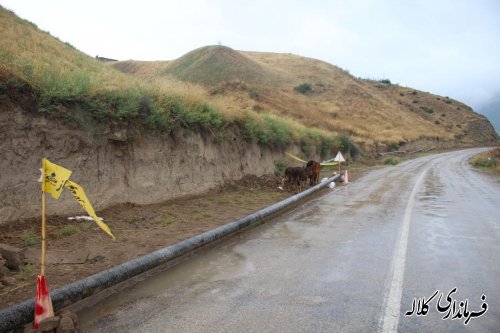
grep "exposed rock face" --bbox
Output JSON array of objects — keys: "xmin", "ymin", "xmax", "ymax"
[
  {"xmin": 467, "ymin": 118, "xmax": 498, "ymax": 143},
  {"xmin": 0, "ymin": 106, "xmax": 294, "ymax": 224}
]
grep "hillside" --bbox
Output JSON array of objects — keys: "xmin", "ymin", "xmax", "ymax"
[
  {"xmin": 0, "ymin": 6, "xmax": 498, "ymax": 224},
  {"xmin": 113, "ymin": 46, "xmax": 498, "ymax": 149},
  {"xmin": 0, "ymin": 7, "xmax": 336, "ymax": 224},
  {"xmin": 163, "ymin": 45, "xmax": 281, "ymax": 86}
]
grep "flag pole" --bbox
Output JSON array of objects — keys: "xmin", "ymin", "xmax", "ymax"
[
  {"xmin": 41, "ymin": 159, "xmax": 46, "ymax": 276},
  {"xmin": 34, "ymin": 159, "xmax": 55, "ymax": 329},
  {"xmin": 41, "ymin": 191, "xmax": 46, "ymax": 276}
]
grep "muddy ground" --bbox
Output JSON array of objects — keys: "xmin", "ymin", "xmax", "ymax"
[{"xmin": 0, "ymin": 169, "xmax": 364, "ymax": 308}]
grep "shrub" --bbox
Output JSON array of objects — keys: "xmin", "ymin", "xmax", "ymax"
[
  {"xmin": 420, "ymin": 106, "xmax": 434, "ymax": 114},
  {"xmin": 299, "ymin": 131, "xmax": 321, "ymax": 155},
  {"xmin": 242, "ymin": 116, "xmax": 260, "ymax": 142},
  {"xmin": 145, "ymin": 107, "xmax": 172, "ymax": 132},
  {"xmin": 241, "ymin": 114, "xmax": 292, "ymax": 148},
  {"xmin": 275, "ymin": 159, "xmax": 287, "ymax": 176},
  {"xmin": 319, "ymin": 137, "xmax": 335, "ymax": 158},
  {"xmin": 336, "ymin": 134, "xmax": 361, "ymax": 159},
  {"xmin": 214, "ymin": 132, "xmax": 225, "ymax": 143},
  {"xmin": 294, "ymin": 83, "xmax": 312, "ymax": 94},
  {"xmin": 180, "ymin": 102, "xmax": 222, "ymax": 130},
  {"xmin": 380, "ymin": 79, "xmax": 391, "ymax": 84},
  {"xmin": 384, "ymin": 156, "xmax": 400, "ymax": 165},
  {"xmin": 264, "ymin": 116, "xmax": 291, "ymax": 148}
]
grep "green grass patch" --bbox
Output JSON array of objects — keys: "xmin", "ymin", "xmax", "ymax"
[
  {"xmin": 54, "ymin": 224, "xmax": 79, "ymax": 239},
  {"xmin": 241, "ymin": 114, "xmax": 292, "ymax": 148},
  {"xmin": 275, "ymin": 159, "xmax": 286, "ymax": 176},
  {"xmin": 19, "ymin": 262, "xmax": 37, "ymax": 281},
  {"xmin": 470, "ymin": 149, "xmax": 499, "ymax": 172},
  {"xmin": 158, "ymin": 215, "xmax": 173, "ymax": 226},
  {"xmin": 20, "ymin": 229, "xmax": 39, "ymax": 247},
  {"xmin": 384, "ymin": 156, "xmax": 400, "ymax": 165}
]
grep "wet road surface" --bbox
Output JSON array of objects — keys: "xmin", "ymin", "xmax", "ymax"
[{"xmin": 75, "ymin": 149, "xmax": 499, "ymax": 332}]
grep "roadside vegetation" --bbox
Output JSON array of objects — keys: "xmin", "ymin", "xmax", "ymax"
[
  {"xmin": 384, "ymin": 156, "xmax": 401, "ymax": 165},
  {"xmin": 2, "ymin": 6, "xmax": 495, "ymax": 159},
  {"xmin": 0, "ymin": 7, "xmax": 355, "ymax": 158},
  {"xmin": 470, "ymin": 148, "xmax": 500, "ymax": 173}
]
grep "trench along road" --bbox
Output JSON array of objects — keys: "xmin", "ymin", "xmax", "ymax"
[{"xmin": 75, "ymin": 148, "xmax": 499, "ymax": 332}]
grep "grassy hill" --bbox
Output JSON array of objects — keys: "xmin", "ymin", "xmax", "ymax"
[
  {"xmin": 0, "ymin": 7, "xmax": 341, "ymax": 158},
  {"xmin": 112, "ymin": 45, "xmax": 497, "ymax": 150},
  {"xmin": 163, "ymin": 45, "xmax": 280, "ymax": 86},
  {"xmin": 1, "ymin": 6, "xmax": 497, "ymax": 160}
]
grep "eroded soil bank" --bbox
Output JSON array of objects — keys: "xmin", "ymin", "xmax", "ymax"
[{"xmin": 0, "ymin": 105, "xmax": 296, "ymax": 224}]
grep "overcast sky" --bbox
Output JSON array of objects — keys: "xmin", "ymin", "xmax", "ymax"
[{"xmin": 2, "ymin": 0, "xmax": 499, "ymax": 129}]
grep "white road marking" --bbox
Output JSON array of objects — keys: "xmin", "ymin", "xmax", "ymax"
[{"xmin": 380, "ymin": 167, "xmax": 429, "ymax": 333}]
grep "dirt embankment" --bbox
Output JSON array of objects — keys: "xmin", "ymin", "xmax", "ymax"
[
  {"xmin": 0, "ymin": 104, "xmax": 303, "ymax": 224},
  {"xmin": 0, "ymin": 174, "xmax": 294, "ymax": 307},
  {"xmin": 0, "ymin": 168, "xmax": 362, "ymax": 308}
]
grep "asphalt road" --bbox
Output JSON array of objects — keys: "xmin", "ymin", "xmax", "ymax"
[{"xmin": 76, "ymin": 148, "xmax": 499, "ymax": 332}]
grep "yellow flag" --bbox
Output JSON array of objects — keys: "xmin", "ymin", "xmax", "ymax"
[
  {"xmin": 65, "ymin": 180, "xmax": 115, "ymax": 240},
  {"xmin": 43, "ymin": 159, "xmax": 72, "ymax": 199}
]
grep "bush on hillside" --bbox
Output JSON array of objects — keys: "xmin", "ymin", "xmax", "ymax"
[
  {"xmin": 275, "ymin": 159, "xmax": 286, "ymax": 176},
  {"xmin": 384, "ymin": 156, "xmax": 400, "ymax": 165},
  {"xmin": 294, "ymin": 83, "xmax": 312, "ymax": 94},
  {"xmin": 336, "ymin": 134, "xmax": 361, "ymax": 159},
  {"xmin": 470, "ymin": 149, "xmax": 499, "ymax": 171}
]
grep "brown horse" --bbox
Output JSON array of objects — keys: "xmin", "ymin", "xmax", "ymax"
[{"xmin": 306, "ymin": 160, "xmax": 320, "ymax": 186}]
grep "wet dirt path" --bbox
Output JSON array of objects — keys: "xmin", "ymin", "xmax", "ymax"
[{"xmin": 75, "ymin": 148, "xmax": 499, "ymax": 332}]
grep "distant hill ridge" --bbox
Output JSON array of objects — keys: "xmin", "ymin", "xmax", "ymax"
[
  {"xmin": 0, "ymin": 5, "xmax": 497, "ymax": 151},
  {"xmin": 113, "ymin": 46, "xmax": 498, "ymax": 147}
]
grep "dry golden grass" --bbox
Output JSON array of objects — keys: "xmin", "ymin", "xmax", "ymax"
[
  {"xmin": 0, "ymin": 8, "xmax": 333, "ymax": 151},
  {"xmin": 111, "ymin": 45, "xmax": 481, "ymax": 145},
  {"xmin": 2, "ymin": 6, "xmax": 492, "ymax": 151},
  {"xmin": 0, "ymin": 7, "xmax": 133, "ymax": 92}
]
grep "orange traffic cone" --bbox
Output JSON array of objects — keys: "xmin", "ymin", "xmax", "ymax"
[
  {"xmin": 344, "ymin": 170, "xmax": 349, "ymax": 184},
  {"xmin": 33, "ymin": 275, "xmax": 54, "ymax": 329}
]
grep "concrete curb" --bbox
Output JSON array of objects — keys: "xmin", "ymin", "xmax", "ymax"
[{"xmin": 0, "ymin": 175, "xmax": 340, "ymax": 332}]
